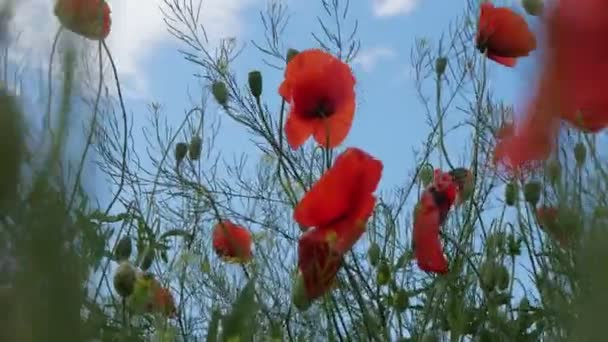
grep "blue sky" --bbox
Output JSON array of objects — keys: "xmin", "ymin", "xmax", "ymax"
[
  {"xmin": 5, "ymin": 0, "xmax": 544, "ymax": 215},
  {"xmin": 106, "ymin": 0, "xmax": 538, "ymax": 196}
]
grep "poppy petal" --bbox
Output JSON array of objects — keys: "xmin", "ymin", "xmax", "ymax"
[
  {"xmin": 329, "ymin": 194, "xmax": 376, "ymax": 254},
  {"xmin": 294, "ymin": 148, "xmax": 368, "ymax": 228},
  {"xmin": 413, "ymin": 193, "xmax": 449, "ymax": 274},
  {"xmin": 312, "ymin": 97, "xmax": 355, "ymax": 148},
  {"xmin": 285, "ymin": 111, "xmax": 315, "ymax": 149},
  {"xmin": 298, "ymin": 228, "xmax": 342, "ymax": 300}
]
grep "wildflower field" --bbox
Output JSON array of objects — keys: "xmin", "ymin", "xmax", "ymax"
[{"xmin": 1, "ymin": 0, "xmax": 607, "ymax": 341}]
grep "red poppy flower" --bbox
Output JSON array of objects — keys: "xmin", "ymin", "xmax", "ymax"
[
  {"xmin": 212, "ymin": 220, "xmax": 253, "ymax": 263},
  {"xmin": 412, "ymin": 170, "xmax": 458, "ymax": 274},
  {"xmin": 494, "ymin": 0, "xmax": 608, "ymax": 169},
  {"xmin": 54, "ymin": 0, "xmax": 111, "ymax": 40},
  {"xmin": 145, "ymin": 279, "xmax": 177, "ymax": 318},
  {"xmin": 492, "ymin": 122, "xmax": 543, "ymax": 181},
  {"xmin": 297, "ymin": 227, "xmax": 343, "ymax": 300},
  {"xmin": 293, "ymin": 147, "xmax": 383, "ymax": 254},
  {"xmin": 279, "ymin": 49, "xmax": 356, "ymax": 149},
  {"xmin": 476, "ymin": 2, "xmax": 536, "ymax": 67}
]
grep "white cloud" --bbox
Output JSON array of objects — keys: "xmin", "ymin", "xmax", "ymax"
[
  {"xmin": 372, "ymin": 0, "xmax": 419, "ymax": 17},
  {"xmin": 6, "ymin": 0, "xmax": 254, "ymax": 97},
  {"xmin": 352, "ymin": 47, "xmax": 396, "ymax": 72}
]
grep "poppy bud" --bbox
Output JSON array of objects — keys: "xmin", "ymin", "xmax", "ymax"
[
  {"xmin": 113, "ymin": 261, "xmax": 136, "ymax": 298},
  {"xmin": 286, "ymin": 48, "xmax": 299, "ymax": 63},
  {"xmin": 522, "ymin": 0, "xmax": 543, "ymax": 16},
  {"xmin": 211, "ymin": 81, "xmax": 229, "ymax": 107},
  {"xmin": 292, "ymin": 273, "xmax": 312, "ymax": 311},
  {"xmin": 507, "ymin": 235, "xmax": 521, "ymax": 256},
  {"xmin": 248, "ymin": 70, "xmax": 263, "ymax": 98},
  {"xmin": 545, "ymin": 159, "xmax": 561, "ymax": 184},
  {"xmin": 518, "ymin": 297, "xmax": 530, "ymax": 312},
  {"xmin": 376, "ymin": 262, "xmax": 391, "ymax": 286},
  {"xmin": 479, "ymin": 261, "xmax": 496, "ymax": 292},
  {"xmin": 419, "ymin": 164, "xmax": 434, "ymax": 187},
  {"xmin": 392, "ymin": 289, "xmax": 409, "ymax": 313},
  {"xmin": 114, "ymin": 236, "xmax": 132, "ymax": 261},
  {"xmin": 140, "ymin": 248, "xmax": 154, "ymax": 271},
  {"xmin": 505, "ymin": 182, "xmax": 517, "ymax": 206},
  {"xmin": 175, "ymin": 142, "xmax": 188, "ymax": 167},
  {"xmin": 574, "ymin": 142, "xmax": 586, "ymax": 167},
  {"xmin": 188, "ymin": 136, "xmax": 202, "ymax": 161},
  {"xmin": 435, "ymin": 57, "xmax": 448, "ymax": 76},
  {"xmin": 523, "ymin": 181, "xmax": 541, "ymax": 206},
  {"xmin": 367, "ymin": 242, "xmax": 381, "ymax": 267},
  {"xmin": 495, "ymin": 264, "xmax": 509, "ymax": 290}
]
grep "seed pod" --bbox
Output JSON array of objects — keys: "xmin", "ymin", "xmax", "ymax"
[
  {"xmin": 435, "ymin": 57, "xmax": 448, "ymax": 76},
  {"xmin": 175, "ymin": 142, "xmax": 188, "ymax": 167},
  {"xmin": 377, "ymin": 262, "xmax": 391, "ymax": 286},
  {"xmin": 114, "ymin": 236, "xmax": 132, "ymax": 261},
  {"xmin": 505, "ymin": 182, "xmax": 518, "ymax": 206},
  {"xmin": 367, "ymin": 242, "xmax": 381, "ymax": 267},
  {"xmin": 392, "ymin": 289, "xmax": 409, "ymax": 313},
  {"xmin": 523, "ymin": 181, "xmax": 541, "ymax": 206},
  {"xmin": 113, "ymin": 261, "xmax": 136, "ymax": 298},
  {"xmin": 574, "ymin": 142, "xmax": 586, "ymax": 166},
  {"xmin": 286, "ymin": 48, "xmax": 299, "ymax": 63},
  {"xmin": 419, "ymin": 164, "xmax": 434, "ymax": 187},
  {"xmin": 522, "ymin": 0, "xmax": 543, "ymax": 16},
  {"xmin": 507, "ymin": 235, "xmax": 521, "ymax": 256},
  {"xmin": 211, "ymin": 81, "xmax": 228, "ymax": 107},
  {"xmin": 188, "ymin": 136, "xmax": 202, "ymax": 160},
  {"xmin": 248, "ymin": 70, "xmax": 263, "ymax": 98}
]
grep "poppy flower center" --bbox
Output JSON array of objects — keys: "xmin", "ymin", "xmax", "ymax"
[
  {"xmin": 305, "ymin": 97, "xmax": 336, "ymax": 118},
  {"xmin": 429, "ymin": 187, "xmax": 451, "ymax": 223}
]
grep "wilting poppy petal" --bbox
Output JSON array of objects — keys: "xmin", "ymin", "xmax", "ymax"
[
  {"xmin": 212, "ymin": 221, "xmax": 253, "ymax": 263},
  {"xmin": 477, "ymin": 2, "xmax": 536, "ymax": 67},
  {"xmin": 413, "ymin": 192, "xmax": 449, "ymax": 274},
  {"xmin": 298, "ymin": 227, "xmax": 343, "ymax": 300},
  {"xmin": 279, "ymin": 49, "xmax": 356, "ymax": 149},
  {"xmin": 294, "ymin": 147, "xmax": 382, "ymax": 229}
]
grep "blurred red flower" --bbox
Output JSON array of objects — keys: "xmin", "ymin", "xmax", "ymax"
[
  {"xmin": 54, "ymin": 0, "xmax": 111, "ymax": 40},
  {"xmin": 212, "ymin": 220, "xmax": 253, "ymax": 264}
]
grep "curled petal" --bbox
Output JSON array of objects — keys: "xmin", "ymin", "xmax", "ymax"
[{"xmin": 413, "ymin": 192, "xmax": 449, "ymax": 274}]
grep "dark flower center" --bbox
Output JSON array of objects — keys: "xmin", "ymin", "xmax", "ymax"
[
  {"xmin": 305, "ymin": 97, "xmax": 336, "ymax": 118},
  {"xmin": 429, "ymin": 186, "xmax": 450, "ymax": 223}
]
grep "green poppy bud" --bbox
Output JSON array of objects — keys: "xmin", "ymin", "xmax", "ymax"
[
  {"xmin": 523, "ymin": 181, "xmax": 541, "ymax": 206},
  {"xmin": 140, "ymin": 248, "xmax": 154, "ymax": 271},
  {"xmin": 505, "ymin": 182, "xmax": 518, "ymax": 206},
  {"xmin": 114, "ymin": 236, "xmax": 132, "ymax": 261},
  {"xmin": 574, "ymin": 142, "xmax": 586, "ymax": 167},
  {"xmin": 248, "ymin": 70, "xmax": 263, "ymax": 98},
  {"xmin": 377, "ymin": 262, "xmax": 391, "ymax": 286},
  {"xmin": 419, "ymin": 164, "xmax": 434, "ymax": 187},
  {"xmin": 211, "ymin": 81, "xmax": 228, "ymax": 107},
  {"xmin": 175, "ymin": 142, "xmax": 188, "ymax": 167},
  {"xmin": 392, "ymin": 289, "xmax": 409, "ymax": 313},
  {"xmin": 188, "ymin": 136, "xmax": 202, "ymax": 161},
  {"xmin": 113, "ymin": 261, "xmax": 136, "ymax": 298},
  {"xmin": 367, "ymin": 242, "xmax": 381, "ymax": 267},
  {"xmin": 286, "ymin": 48, "xmax": 299, "ymax": 63},
  {"xmin": 292, "ymin": 273, "xmax": 312, "ymax": 311},
  {"xmin": 435, "ymin": 57, "xmax": 448, "ymax": 76}
]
